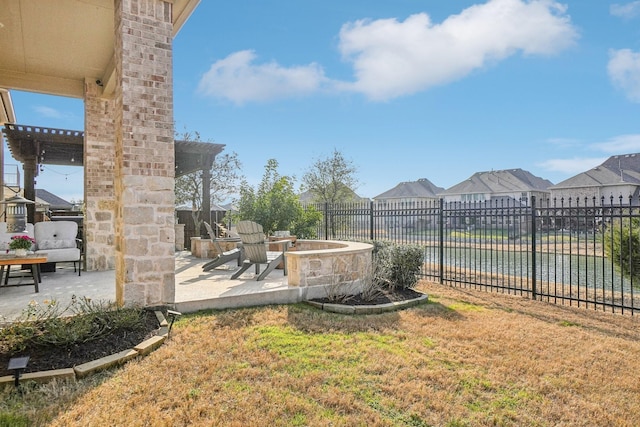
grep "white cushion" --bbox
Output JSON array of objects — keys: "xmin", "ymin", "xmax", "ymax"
[
  {"xmin": 35, "ymin": 247, "xmax": 80, "ymax": 263},
  {"xmin": 38, "ymin": 239, "xmax": 76, "ymax": 250},
  {"xmin": 34, "ymin": 221, "xmax": 80, "ymax": 263}
]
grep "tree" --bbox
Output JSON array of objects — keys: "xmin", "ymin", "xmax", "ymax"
[
  {"xmin": 174, "ymin": 130, "xmax": 243, "ymax": 236},
  {"xmin": 301, "ymin": 149, "xmax": 360, "ymax": 238},
  {"xmin": 301, "ymin": 148, "xmax": 359, "ymax": 204},
  {"xmin": 235, "ymin": 159, "xmax": 321, "ymax": 238}
]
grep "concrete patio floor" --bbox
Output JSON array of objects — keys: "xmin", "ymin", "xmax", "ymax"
[{"xmin": 1, "ymin": 251, "xmax": 296, "ymax": 322}]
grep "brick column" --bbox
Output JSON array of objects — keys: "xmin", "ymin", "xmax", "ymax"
[
  {"xmin": 114, "ymin": 0, "xmax": 175, "ymax": 306},
  {"xmin": 84, "ymin": 80, "xmax": 116, "ymax": 271}
]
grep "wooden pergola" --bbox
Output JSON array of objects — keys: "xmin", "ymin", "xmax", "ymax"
[{"xmin": 1, "ymin": 123, "xmax": 224, "ymax": 223}]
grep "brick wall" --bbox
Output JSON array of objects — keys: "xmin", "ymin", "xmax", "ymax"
[
  {"xmin": 84, "ymin": 80, "xmax": 116, "ymax": 271},
  {"xmin": 114, "ymin": 0, "xmax": 175, "ymax": 306}
]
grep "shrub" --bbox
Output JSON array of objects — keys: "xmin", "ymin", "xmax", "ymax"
[
  {"xmin": 372, "ymin": 241, "xmax": 423, "ymax": 290},
  {"xmin": 319, "ymin": 240, "xmax": 423, "ymax": 303},
  {"xmin": 603, "ymin": 218, "xmax": 640, "ymax": 282}
]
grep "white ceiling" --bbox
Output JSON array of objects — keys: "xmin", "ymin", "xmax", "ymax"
[{"xmin": 0, "ymin": 0, "xmax": 200, "ymax": 100}]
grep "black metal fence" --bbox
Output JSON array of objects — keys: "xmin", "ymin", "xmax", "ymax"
[{"xmin": 305, "ymin": 196, "xmax": 640, "ymax": 315}]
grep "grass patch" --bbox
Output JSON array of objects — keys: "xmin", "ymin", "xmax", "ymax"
[
  {"xmin": 3, "ymin": 281, "xmax": 640, "ymax": 426},
  {"xmin": 446, "ymin": 301, "xmax": 485, "ymax": 312},
  {"xmin": 559, "ymin": 320, "xmax": 580, "ymax": 327}
]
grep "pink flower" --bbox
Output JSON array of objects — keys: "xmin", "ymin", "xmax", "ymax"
[{"xmin": 9, "ymin": 235, "xmax": 36, "ymax": 250}]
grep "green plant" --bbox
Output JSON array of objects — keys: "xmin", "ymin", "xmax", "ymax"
[
  {"xmin": 603, "ymin": 218, "xmax": 640, "ymax": 283},
  {"xmin": 373, "ymin": 242, "xmax": 423, "ymax": 290},
  {"xmin": 321, "ymin": 258, "xmax": 382, "ymax": 303},
  {"xmin": 9, "ymin": 235, "xmax": 35, "ymax": 250},
  {"xmin": 0, "ymin": 296, "xmax": 146, "ymax": 354},
  {"xmin": 289, "ymin": 204, "xmax": 323, "ymax": 239},
  {"xmin": 235, "ymin": 159, "xmax": 321, "ymax": 236},
  {"xmin": 359, "ymin": 263, "xmax": 385, "ymax": 302},
  {"xmin": 0, "ymin": 412, "xmax": 29, "ymax": 427}
]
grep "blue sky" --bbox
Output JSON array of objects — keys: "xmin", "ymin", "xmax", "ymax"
[{"xmin": 6, "ymin": 0, "xmax": 640, "ymax": 203}]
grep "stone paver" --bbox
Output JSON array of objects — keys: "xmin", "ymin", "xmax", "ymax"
[{"xmin": 0, "ymin": 252, "xmax": 290, "ymax": 322}]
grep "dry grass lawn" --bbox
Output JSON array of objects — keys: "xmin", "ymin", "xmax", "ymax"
[{"xmin": 4, "ymin": 280, "xmax": 640, "ymax": 426}]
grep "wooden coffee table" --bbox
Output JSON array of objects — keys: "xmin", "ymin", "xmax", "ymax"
[{"xmin": 0, "ymin": 254, "xmax": 48, "ymax": 293}]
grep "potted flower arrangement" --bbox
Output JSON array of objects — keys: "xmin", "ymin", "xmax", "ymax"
[{"xmin": 9, "ymin": 235, "xmax": 35, "ymax": 256}]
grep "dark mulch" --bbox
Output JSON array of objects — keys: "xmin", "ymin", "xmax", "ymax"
[
  {"xmin": 0, "ymin": 310, "xmax": 160, "ymax": 376},
  {"xmin": 310, "ymin": 287, "xmax": 425, "ymax": 306}
]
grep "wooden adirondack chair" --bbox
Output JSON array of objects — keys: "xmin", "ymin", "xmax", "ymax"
[
  {"xmin": 201, "ymin": 222, "xmax": 243, "ymax": 272},
  {"xmin": 230, "ymin": 220, "xmax": 291, "ymax": 281}
]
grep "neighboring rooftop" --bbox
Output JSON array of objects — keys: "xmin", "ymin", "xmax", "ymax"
[
  {"xmin": 550, "ymin": 153, "xmax": 640, "ymax": 189},
  {"xmin": 440, "ymin": 169, "xmax": 552, "ymax": 195},
  {"xmin": 374, "ymin": 178, "xmax": 444, "ymax": 200},
  {"xmin": 35, "ymin": 189, "xmax": 74, "ymax": 211}
]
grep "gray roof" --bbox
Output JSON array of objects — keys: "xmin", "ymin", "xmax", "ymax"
[
  {"xmin": 35, "ymin": 189, "xmax": 73, "ymax": 210},
  {"xmin": 374, "ymin": 178, "xmax": 444, "ymax": 200},
  {"xmin": 440, "ymin": 169, "xmax": 552, "ymax": 195},
  {"xmin": 550, "ymin": 153, "xmax": 640, "ymax": 189}
]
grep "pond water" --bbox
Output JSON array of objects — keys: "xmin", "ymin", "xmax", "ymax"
[{"xmin": 423, "ymin": 246, "xmax": 636, "ymax": 294}]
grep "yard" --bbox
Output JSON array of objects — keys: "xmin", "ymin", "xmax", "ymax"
[{"xmin": 3, "ymin": 280, "xmax": 640, "ymax": 426}]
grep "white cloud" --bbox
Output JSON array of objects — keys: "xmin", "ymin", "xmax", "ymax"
[
  {"xmin": 610, "ymin": 1, "xmax": 640, "ymax": 19},
  {"xmin": 197, "ymin": 50, "xmax": 328, "ymax": 104},
  {"xmin": 337, "ymin": 0, "xmax": 578, "ymax": 100},
  {"xmin": 198, "ymin": 0, "xmax": 578, "ymax": 104},
  {"xmin": 539, "ymin": 134, "xmax": 640, "ymax": 174},
  {"xmin": 608, "ymin": 49, "xmax": 640, "ymax": 102},
  {"xmin": 34, "ymin": 105, "xmax": 69, "ymax": 119},
  {"xmin": 590, "ymin": 134, "xmax": 640, "ymax": 153},
  {"xmin": 538, "ymin": 157, "xmax": 607, "ymax": 174}
]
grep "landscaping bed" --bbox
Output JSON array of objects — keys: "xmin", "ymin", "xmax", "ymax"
[
  {"xmin": 310, "ymin": 287, "xmax": 423, "ymax": 306},
  {"xmin": 0, "ymin": 306, "xmax": 160, "ymax": 376}
]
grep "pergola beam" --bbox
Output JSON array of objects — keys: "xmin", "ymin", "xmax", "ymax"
[{"xmin": 1, "ymin": 124, "xmax": 225, "ymax": 223}]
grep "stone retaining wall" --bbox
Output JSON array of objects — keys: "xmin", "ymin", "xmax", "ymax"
[{"xmin": 286, "ymin": 240, "xmax": 373, "ymax": 290}]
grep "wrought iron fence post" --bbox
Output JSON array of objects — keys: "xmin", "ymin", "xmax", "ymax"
[
  {"xmin": 531, "ymin": 196, "xmax": 537, "ymax": 300},
  {"xmin": 439, "ymin": 198, "xmax": 444, "ymax": 284},
  {"xmin": 368, "ymin": 200, "xmax": 373, "ymax": 241},
  {"xmin": 324, "ymin": 202, "xmax": 329, "ymax": 240}
]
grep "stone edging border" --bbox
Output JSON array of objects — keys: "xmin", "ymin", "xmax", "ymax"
[
  {"xmin": 0, "ymin": 310, "xmax": 169, "ymax": 386},
  {"xmin": 305, "ymin": 292, "xmax": 429, "ymax": 315}
]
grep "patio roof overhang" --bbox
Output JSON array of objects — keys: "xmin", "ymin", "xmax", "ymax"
[
  {"xmin": 0, "ymin": 89, "xmax": 15, "ymax": 125},
  {"xmin": 1, "ymin": 123, "xmax": 225, "ymax": 177},
  {"xmin": 0, "ymin": 0, "xmax": 201, "ymax": 99}
]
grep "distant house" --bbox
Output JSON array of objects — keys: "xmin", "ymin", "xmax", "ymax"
[
  {"xmin": 438, "ymin": 169, "xmax": 552, "ymax": 206},
  {"xmin": 549, "ymin": 153, "xmax": 640, "ymax": 206},
  {"xmin": 438, "ymin": 169, "xmax": 552, "ymax": 233},
  {"xmin": 373, "ymin": 178, "xmax": 444, "ymax": 206},
  {"xmin": 2, "ymin": 187, "xmax": 76, "ymax": 222},
  {"xmin": 373, "ymin": 178, "xmax": 445, "ymax": 231},
  {"xmin": 35, "ymin": 189, "xmax": 76, "ymax": 213}
]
